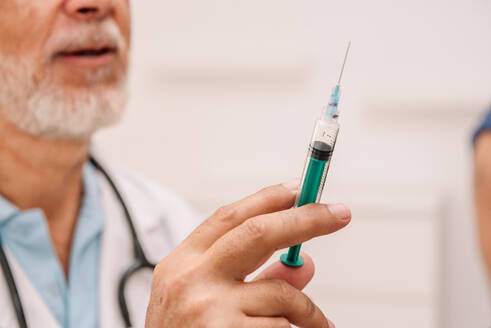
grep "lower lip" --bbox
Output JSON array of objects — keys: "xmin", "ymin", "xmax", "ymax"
[{"xmin": 55, "ymin": 52, "xmax": 117, "ymax": 67}]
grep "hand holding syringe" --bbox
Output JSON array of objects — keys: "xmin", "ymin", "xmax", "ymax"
[{"xmin": 146, "ymin": 45, "xmax": 352, "ymax": 326}]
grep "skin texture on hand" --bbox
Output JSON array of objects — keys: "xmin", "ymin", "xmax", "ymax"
[
  {"xmin": 474, "ymin": 131, "xmax": 491, "ymax": 280},
  {"xmin": 145, "ymin": 181, "xmax": 351, "ymax": 328}
]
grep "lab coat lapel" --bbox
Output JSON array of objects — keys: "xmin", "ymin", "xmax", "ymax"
[
  {"xmin": 0, "ymin": 249, "xmax": 60, "ymax": 328},
  {"xmin": 97, "ymin": 171, "xmax": 155, "ymax": 328}
]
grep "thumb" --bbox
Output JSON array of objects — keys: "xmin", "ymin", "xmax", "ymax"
[{"xmin": 253, "ymin": 252, "xmax": 315, "ymax": 290}]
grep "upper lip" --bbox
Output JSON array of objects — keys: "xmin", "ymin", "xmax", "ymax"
[{"xmin": 55, "ymin": 43, "xmax": 118, "ymax": 57}]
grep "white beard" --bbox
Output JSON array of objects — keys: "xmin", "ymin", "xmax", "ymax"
[{"xmin": 0, "ymin": 55, "xmax": 127, "ymax": 141}]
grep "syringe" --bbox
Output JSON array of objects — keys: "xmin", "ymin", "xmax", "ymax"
[{"xmin": 280, "ymin": 42, "xmax": 351, "ymax": 267}]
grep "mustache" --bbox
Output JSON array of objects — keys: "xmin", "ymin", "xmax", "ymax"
[{"xmin": 45, "ymin": 19, "xmax": 126, "ymax": 57}]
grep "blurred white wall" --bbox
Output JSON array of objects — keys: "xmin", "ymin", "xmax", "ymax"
[{"xmin": 94, "ymin": 0, "xmax": 491, "ymax": 326}]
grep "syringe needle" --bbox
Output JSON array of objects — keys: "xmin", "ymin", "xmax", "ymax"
[{"xmin": 337, "ymin": 41, "xmax": 351, "ymax": 85}]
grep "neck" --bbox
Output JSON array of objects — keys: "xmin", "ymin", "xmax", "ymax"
[{"xmin": 0, "ymin": 114, "xmax": 90, "ymax": 275}]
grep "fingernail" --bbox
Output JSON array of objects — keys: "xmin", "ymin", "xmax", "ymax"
[
  {"xmin": 282, "ymin": 178, "xmax": 301, "ymax": 192},
  {"xmin": 328, "ymin": 203, "xmax": 351, "ymax": 220}
]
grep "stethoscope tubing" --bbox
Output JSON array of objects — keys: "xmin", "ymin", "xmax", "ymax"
[
  {"xmin": 0, "ymin": 155, "xmax": 155, "ymax": 328},
  {"xmin": 0, "ymin": 243, "xmax": 28, "ymax": 328}
]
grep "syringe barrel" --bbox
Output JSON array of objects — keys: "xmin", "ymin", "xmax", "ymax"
[
  {"xmin": 282, "ymin": 118, "xmax": 340, "ymax": 266},
  {"xmin": 294, "ymin": 118, "xmax": 339, "ymax": 207}
]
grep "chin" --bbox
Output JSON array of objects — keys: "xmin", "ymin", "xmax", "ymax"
[
  {"xmin": 2, "ymin": 80, "xmax": 128, "ymax": 141},
  {"xmin": 32, "ymin": 81, "xmax": 128, "ymax": 140},
  {"xmin": 0, "ymin": 51, "xmax": 128, "ymax": 141}
]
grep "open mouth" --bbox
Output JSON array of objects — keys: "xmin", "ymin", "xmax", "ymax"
[
  {"xmin": 55, "ymin": 45, "xmax": 118, "ymax": 66},
  {"xmin": 58, "ymin": 46, "xmax": 116, "ymax": 57}
]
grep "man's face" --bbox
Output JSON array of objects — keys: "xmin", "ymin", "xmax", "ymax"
[{"xmin": 0, "ymin": 0, "xmax": 131, "ymax": 140}]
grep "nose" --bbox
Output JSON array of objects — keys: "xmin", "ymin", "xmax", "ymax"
[{"xmin": 64, "ymin": 0, "xmax": 114, "ymax": 20}]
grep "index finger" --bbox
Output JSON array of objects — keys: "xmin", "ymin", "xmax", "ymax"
[{"xmin": 181, "ymin": 179, "xmax": 300, "ymax": 252}]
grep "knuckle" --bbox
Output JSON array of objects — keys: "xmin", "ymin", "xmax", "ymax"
[
  {"xmin": 301, "ymin": 294, "xmax": 317, "ymax": 320},
  {"xmin": 285, "ymin": 209, "xmax": 301, "ymax": 229},
  {"xmin": 185, "ymin": 293, "xmax": 216, "ymax": 318},
  {"xmin": 242, "ymin": 217, "xmax": 267, "ymax": 240},
  {"xmin": 287, "ymin": 206, "xmax": 318, "ymax": 233},
  {"xmin": 272, "ymin": 280, "xmax": 296, "ymax": 305},
  {"xmin": 164, "ymin": 275, "xmax": 189, "ymax": 298},
  {"xmin": 155, "ymin": 265, "xmax": 201, "ymax": 299},
  {"xmin": 275, "ymin": 210, "xmax": 297, "ymax": 241},
  {"xmin": 213, "ymin": 205, "xmax": 238, "ymax": 223},
  {"xmin": 153, "ymin": 261, "xmax": 165, "ymax": 277},
  {"xmin": 257, "ymin": 185, "xmax": 272, "ymax": 195},
  {"xmin": 304, "ymin": 203, "xmax": 325, "ymax": 216},
  {"xmin": 259, "ymin": 185, "xmax": 280, "ymax": 203},
  {"xmin": 303, "ymin": 204, "xmax": 331, "ymax": 229},
  {"xmin": 153, "ymin": 260, "xmax": 171, "ymax": 283}
]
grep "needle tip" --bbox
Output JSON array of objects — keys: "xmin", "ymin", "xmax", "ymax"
[{"xmin": 337, "ymin": 42, "xmax": 351, "ymax": 85}]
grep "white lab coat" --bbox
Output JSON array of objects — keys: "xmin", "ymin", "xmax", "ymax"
[{"xmin": 0, "ymin": 158, "xmax": 201, "ymax": 328}]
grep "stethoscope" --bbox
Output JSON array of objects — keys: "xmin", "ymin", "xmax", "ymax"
[{"xmin": 0, "ymin": 156, "xmax": 156, "ymax": 328}]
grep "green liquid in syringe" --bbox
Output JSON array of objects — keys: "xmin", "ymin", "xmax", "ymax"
[{"xmin": 281, "ymin": 141, "xmax": 332, "ymax": 267}]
